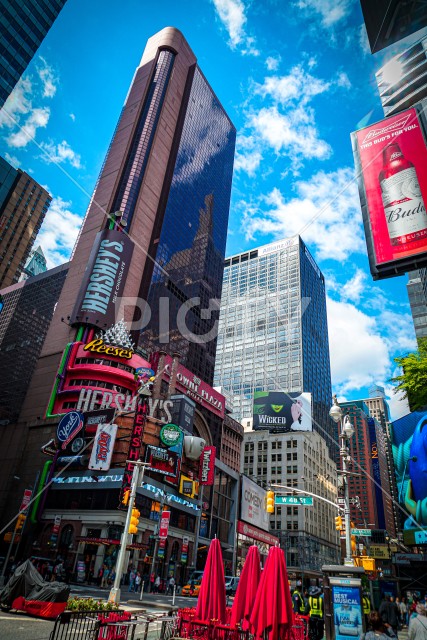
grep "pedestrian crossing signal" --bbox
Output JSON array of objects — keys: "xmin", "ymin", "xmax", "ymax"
[
  {"xmin": 128, "ymin": 508, "xmax": 140, "ymax": 534},
  {"xmin": 266, "ymin": 491, "xmax": 275, "ymax": 513}
]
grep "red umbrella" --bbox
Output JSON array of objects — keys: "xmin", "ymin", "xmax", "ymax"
[
  {"xmin": 249, "ymin": 546, "xmax": 293, "ymax": 640},
  {"xmin": 195, "ymin": 537, "xmax": 226, "ymax": 624},
  {"xmin": 230, "ymin": 545, "xmax": 261, "ymax": 630}
]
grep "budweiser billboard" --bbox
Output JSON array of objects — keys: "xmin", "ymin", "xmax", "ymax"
[{"xmin": 352, "ymin": 104, "xmax": 427, "ymax": 279}]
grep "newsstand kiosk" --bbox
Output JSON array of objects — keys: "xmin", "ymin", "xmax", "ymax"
[{"xmin": 322, "ymin": 565, "xmax": 366, "ymax": 640}]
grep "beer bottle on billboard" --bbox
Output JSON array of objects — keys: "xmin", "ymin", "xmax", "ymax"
[{"xmin": 379, "ymin": 142, "xmax": 427, "ymax": 255}]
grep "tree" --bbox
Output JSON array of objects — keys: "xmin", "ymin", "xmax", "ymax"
[{"xmin": 391, "ymin": 338, "xmax": 427, "ymax": 411}]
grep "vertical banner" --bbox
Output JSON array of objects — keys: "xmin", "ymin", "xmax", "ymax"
[
  {"xmin": 159, "ymin": 511, "xmax": 171, "ymax": 539},
  {"xmin": 119, "ymin": 399, "xmax": 148, "ymax": 509},
  {"xmin": 89, "ymin": 423, "xmax": 118, "ymax": 471},
  {"xmin": 20, "ymin": 489, "xmax": 32, "ymax": 513},
  {"xmin": 181, "ymin": 536, "xmax": 189, "ymax": 563},
  {"xmin": 332, "ymin": 586, "xmax": 363, "ymax": 640},
  {"xmin": 50, "ymin": 515, "xmax": 62, "ymax": 546},
  {"xmin": 199, "ymin": 446, "xmax": 216, "ymax": 485}
]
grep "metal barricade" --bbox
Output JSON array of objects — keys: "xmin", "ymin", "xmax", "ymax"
[{"xmin": 49, "ymin": 610, "xmax": 134, "ymax": 640}]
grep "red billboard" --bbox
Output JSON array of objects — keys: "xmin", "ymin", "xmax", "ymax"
[
  {"xmin": 352, "ymin": 105, "xmax": 427, "ymax": 279},
  {"xmin": 199, "ymin": 446, "xmax": 216, "ymax": 485},
  {"xmin": 159, "ymin": 511, "xmax": 171, "ymax": 539}
]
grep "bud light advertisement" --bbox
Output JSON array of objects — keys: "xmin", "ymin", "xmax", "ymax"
[
  {"xmin": 352, "ymin": 105, "xmax": 427, "ymax": 279},
  {"xmin": 252, "ymin": 391, "xmax": 312, "ymax": 432},
  {"xmin": 332, "ymin": 586, "xmax": 363, "ymax": 640}
]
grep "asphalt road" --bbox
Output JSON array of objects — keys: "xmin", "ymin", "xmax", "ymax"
[{"xmin": 0, "ymin": 584, "xmax": 197, "ymax": 640}]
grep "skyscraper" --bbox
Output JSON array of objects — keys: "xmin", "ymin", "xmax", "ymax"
[
  {"xmin": 0, "ymin": 27, "xmax": 235, "ymax": 525},
  {"xmin": 214, "ymin": 236, "xmax": 333, "ymax": 448},
  {"xmin": 0, "ymin": 156, "xmax": 51, "ymax": 288},
  {"xmin": 407, "ymin": 269, "xmax": 427, "ymax": 341},
  {"xmin": 21, "ymin": 245, "xmax": 47, "ymax": 279},
  {"xmin": 0, "ymin": 0, "xmax": 67, "ymax": 108}
]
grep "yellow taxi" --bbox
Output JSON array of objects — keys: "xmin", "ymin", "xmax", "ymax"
[{"xmin": 181, "ymin": 579, "xmax": 202, "ymax": 597}]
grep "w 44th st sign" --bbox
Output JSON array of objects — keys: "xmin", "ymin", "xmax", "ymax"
[{"xmin": 275, "ymin": 495, "xmax": 314, "ymax": 506}]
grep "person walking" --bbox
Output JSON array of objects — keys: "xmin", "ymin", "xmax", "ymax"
[
  {"xmin": 379, "ymin": 596, "xmax": 400, "ymax": 636},
  {"xmin": 128, "ymin": 569, "xmax": 136, "ymax": 592},
  {"xmin": 154, "ymin": 575, "xmax": 161, "ymax": 594},
  {"xmin": 409, "ymin": 604, "xmax": 427, "ymax": 640},
  {"xmin": 363, "ymin": 611, "xmax": 397, "ymax": 640},
  {"xmin": 135, "ymin": 572, "xmax": 142, "ymax": 593},
  {"xmin": 167, "ymin": 576, "xmax": 175, "ymax": 596},
  {"xmin": 101, "ymin": 565, "xmax": 110, "ymax": 589},
  {"xmin": 399, "ymin": 598, "xmax": 408, "ymax": 628}
]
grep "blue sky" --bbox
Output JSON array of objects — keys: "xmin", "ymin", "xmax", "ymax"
[{"xmin": 1, "ymin": 0, "xmax": 425, "ymax": 419}]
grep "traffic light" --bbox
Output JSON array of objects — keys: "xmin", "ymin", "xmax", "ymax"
[
  {"xmin": 335, "ymin": 515, "xmax": 343, "ymax": 530},
  {"xmin": 350, "ymin": 521, "xmax": 357, "ymax": 555},
  {"xmin": 122, "ymin": 489, "xmax": 130, "ymax": 506},
  {"xmin": 15, "ymin": 514, "xmax": 26, "ymax": 532},
  {"xmin": 266, "ymin": 490, "xmax": 275, "ymax": 513},
  {"xmin": 128, "ymin": 508, "xmax": 140, "ymax": 534}
]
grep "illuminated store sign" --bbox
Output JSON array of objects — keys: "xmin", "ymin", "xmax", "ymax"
[{"xmin": 83, "ymin": 338, "xmax": 133, "ymax": 359}]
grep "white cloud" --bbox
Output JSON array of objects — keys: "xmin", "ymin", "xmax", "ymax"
[
  {"xmin": 250, "ymin": 105, "xmax": 331, "ymax": 163},
  {"xmin": 377, "ymin": 310, "xmax": 417, "ymax": 353},
  {"xmin": 336, "ymin": 71, "xmax": 351, "ymax": 88},
  {"xmin": 39, "ymin": 139, "xmax": 82, "ymax": 169},
  {"xmin": 4, "ymin": 153, "xmax": 21, "ymax": 168},
  {"xmin": 340, "ymin": 268, "xmax": 366, "ymax": 303},
  {"xmin": 242, "ymin": 167, "xmax": 365, "ymax": 261},
  {"xmin": 37, "ymin": 57, "xmax": 58, "ymax": 98},
  {"xmin": 6, "ymin": 107, "xmax": 50, "ymax": 148},
  {"xmin": 69, "ymin": 113, "xmax": 76, "ymax": 121},
  {"xmin": 212, "ymin": 0, "xmax": 259, "ymax": 55},
  {"xmin": 383, "ymin": 384, "xmax": 410, "ymax": 421},
  {"xmin": 0, "ymin": 77, "xmax": 33, "ymax": 129},
  {"xmin": 255, "ymin": 66, "xmax": 331, "ymax": 104},
  {"xmin": 265, "ymin": 55, "xmax": 281, "ymax": 71},
  {"xmin": 37, "ymin": 195, "xmax": 83, "ymax": 268},
  {"xmin": 234, "ymin": 149, "xmax": 262, "ymax": 175},
  {"xmin": 296, "ymin": 0, "xmax": 353, "ymax": 28},
  {"xmin": 327, "ymin": 296, "xmax": 390, "ymax": 393}
]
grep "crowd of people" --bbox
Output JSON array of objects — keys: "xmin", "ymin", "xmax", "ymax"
[{"xmin": 126, "ymin": 567, "xmax": 176, "ymax": 595}]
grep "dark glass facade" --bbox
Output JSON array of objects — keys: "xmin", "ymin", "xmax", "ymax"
[
  {"xmin": 139, "ymin": 67, "xmax": 236, "ymax": 385},
  {"xmin": 0, "ymin": 263, "xmax": 68, "ymax": 424},
  {"xmin": 0, "ymin": 1, "xmax": 67, "ymax": 107}
]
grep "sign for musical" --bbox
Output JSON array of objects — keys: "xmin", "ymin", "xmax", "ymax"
[{"xmin": 88, "ymin": 422, "xmax": 117, "ymax": 471}]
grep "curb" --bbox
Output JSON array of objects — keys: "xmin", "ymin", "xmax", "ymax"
[{"xmin": 127, "ymin": 599, "xmax": 179, "ymax": 612}]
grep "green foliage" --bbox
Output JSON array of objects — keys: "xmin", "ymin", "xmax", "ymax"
[
  {"xmin": 391, "ymin": 338, "xmax": 427, "ymax": 411},
  {"xmin": 66, "ymin": 596, "xmax": 120, "ymax": 611}
]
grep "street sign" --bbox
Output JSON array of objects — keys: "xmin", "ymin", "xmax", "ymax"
[
  {"xmin": 351, "ymin": 529, "xmax": 372, "ymax": 536},
  {"xmin": 275, "ymin": 495, "xmax": 314, "ymax": 506}
]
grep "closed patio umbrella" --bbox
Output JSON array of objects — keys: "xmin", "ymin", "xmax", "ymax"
[
  {"xmin": 195, "ymin": 537, "xmax": 226, "ymax": 624},
  {"xmin": 249, "ymin": 546, "xmax": 293, "ymax": 640},
  {"xmin": 230, "ymin": 545, "xmax": 261, "ymax": 630}
]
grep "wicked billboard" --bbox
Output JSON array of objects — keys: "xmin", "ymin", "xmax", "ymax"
[{"xmin": 252, "ymin": 391, "xmax": 312, "ymax": 432}]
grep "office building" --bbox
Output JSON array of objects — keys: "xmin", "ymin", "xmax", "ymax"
[
  {"xmin": 360, "ymin": 0, "xmax": 427, "ymax": 53},
  {"xmin": 0, "ymin": 28, "xmax": 236, "ymax": 569},
  {"xmin": 407, "ymin": 270, "xmax": 427, "ymax": 341},
  {"xmin": 0, "ymin": 156, "xmax": 51, "ymax": 288},
  {"xmin": 0, "ymin": 262, "xmax": 68, "ymax": 433},
  {"xmin": 214, "ymin": 236, "xmax": 333, "ymax": 449},
  {"xmin": 21, "ymin": 245, "xmax": 47, "ymax": 279},
  {"xmin": 242, "ymin": 427, "xmax": 340, "ymax": 578},
  {"xmin": 0, "ymin": 1, "xmax": 67, "ymax": 108}
]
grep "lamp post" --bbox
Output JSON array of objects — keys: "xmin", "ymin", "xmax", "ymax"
[{"xmin": 330, "ymin": 395, "xmax": 355, "ymax": 566}]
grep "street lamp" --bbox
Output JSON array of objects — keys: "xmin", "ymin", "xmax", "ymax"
[{"xmin": 330, "ymin": 395, "xmax": 354, "ymax": 566}]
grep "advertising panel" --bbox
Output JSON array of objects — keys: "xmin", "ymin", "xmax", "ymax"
[
  {"xmin": 119, "ymin": 399, "xmax": 148, "ymax": 509},
  {"xmin": 199, "ymin": 446, "xmax": 216, "ymax": 485},
  {"xmin": 146, "ymin": 445, "xmax": 179, "ymax": 478},
  {"xmin": 237, "ymin": 520, "xmax": 279, "ymax": 546},
  {"xmin": 391, "ymin": 410, "xmax": 427, "ymax": 532},
  {"xmin": 56, "ymin": 411, "xmax": 84, "ymax": 449},
  {"xmin": 159, "ymin": 511, "xmax": 171, "ymax": 539},
  {"xmin": 253, "ymin": 391, "xmax": 312, "ymax": 432},
  {"xmin": 88, "ymin": 423, "xmax": 118, "ymax": 471},
  {"xmin": 240, "ymin": 476, "xmax": 269, "ymax": 532},
  {"xmin": 332, "ymin": 586, "xmax": 363, "ymax": 640},
  {"xmin": 367, "ymin": 417, "xmax": 386, "ymax": 529},
  {"xmin": 70, "ymin": 229, "xmax": 134, "ymax": 327},
  {"xmin": 352, "ymin": 106, "xmax": 427, "ymax": 279}
]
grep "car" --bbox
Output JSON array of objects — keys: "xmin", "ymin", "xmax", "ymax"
[
  {"xmin": 225, "ymin": 576, "xmax": 240, "ymax": 596},
  {"xmin": 181, "ymin": 579, "xmax": 202, "ymax": 597}
]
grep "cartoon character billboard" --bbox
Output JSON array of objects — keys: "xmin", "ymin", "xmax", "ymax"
[
  {"xmin": 391, "ymin": 411, "xmax": 427, "ymax": 529},
  {"xmin": 253, "ymin": 391, "xmax": 312, "ymax": 432}
]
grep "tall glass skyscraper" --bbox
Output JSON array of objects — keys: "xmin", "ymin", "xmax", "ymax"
[
  {"xmin": 214, "ymin": 236, "xmax": 334, "ymax": 448},
  {"xmin": 0, "ymin": 1, "xmax": 67, "ymax": 108}
]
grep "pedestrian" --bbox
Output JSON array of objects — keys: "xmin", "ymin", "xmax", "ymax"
[
  {"xmin": 379, "ymin": 595, "xmax": 400, "ymax": 636},
  {"xmin": 308, "ymin": 586, "xmax": 324, "ymax": 640},
  {"xmin": 399, "ymin": 598, "xmax": 408, "ymax": 628},
  {"xmin": 150, "ymin": 572, "xmax": 155, "ymax": 592},
  {"xmin": 167, "ymin": 576, "xmax": 175, "ymax": 596},
  {"xmin": 292, "ymin": 586, "xmax": 306, "ymax": 615},
  {"xmin": 154, "ymin": 575, "xmax": 161, "ymax": 594},
  {"xmin": 128, "ymin": 569, "xmax": 136, "ymax": 592},
  {"xmin": 135, "ymin": 572, "xmax": 142, "ymax": 593},
  {"xmin": 409, "ymin": 604, "xmax": 427, "ymax": 640},
  {"xmin": 98, "ymin": 566, "xmax": 104, "ymax": 586},
  {"xmin": 363, "ymin": 593, "xmax": 372, "ymax": 629},
  {"xmin": 101, "ymin": 565, "xmax": 110, "ymax": 589},
  {"xmin": 363, "ymin": 611, "xmax": 397, "ymax": 640}
]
